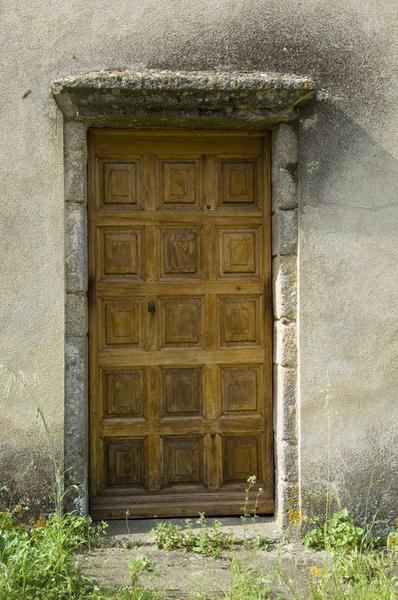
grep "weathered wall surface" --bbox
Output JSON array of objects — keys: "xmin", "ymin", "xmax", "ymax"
[{"xmin": 1, "ymin": 0, "xmax": 397, "ymax": 521}]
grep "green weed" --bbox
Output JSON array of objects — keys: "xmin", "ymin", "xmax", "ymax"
[
  {"xmin": 303, "ymin": 508, "xmax": 379, "ymax": 552},
  {"xmin": 153, "ymin": 513, "xmax": 235, "ymax": 558},
  {"xmin": 91, "ymin": 556, "xmax": 161, "ymax": 600},
  {"xmin": 129, "ymin": 556, "xmax": 156, "ymax": 586},
  {"xmin": 223, "ymin": 558, "xmax": 270, "ymax": 599},
  {"xmin": 305, "ymin": 550, "xmax": 398, "ymax": 600},
  {"xmin": 0, "ymin": 502, "xmax": 165, "ymax": 600},
  {"xmin": 248, "ymin": 535, "xmax": 269, "ymax": 550},
  {"xmin": 0, "ymin": 508, "xmax": 106, "ymax": 599},
  {"xmin": 241, "ymin": 475, "xmax": 264, "ymax": 547},
  {"xmin": 153, "ymin": 476, "xmax": 268, "ymax": 557}
]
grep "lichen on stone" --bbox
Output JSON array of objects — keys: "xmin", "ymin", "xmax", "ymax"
[{"xmin": 51, "ymin": 69, "xmax": 317, "ymax": 127}]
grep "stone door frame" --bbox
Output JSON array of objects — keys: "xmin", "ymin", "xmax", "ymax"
[{"xmin": 55, "ymin": 69, "xmax": 316, "ymax": 527}]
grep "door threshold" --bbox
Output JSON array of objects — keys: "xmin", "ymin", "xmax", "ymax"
[{"xmin": 97, "ymin": 515, "xmax": 281, "ymax": 546}]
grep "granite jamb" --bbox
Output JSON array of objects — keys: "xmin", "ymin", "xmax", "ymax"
[
  {"xmin": 58, "ymin": 70, "xmax": 309, "ymax": 525},
  {"xmin": 272, "ymin": 123, "xmax": 300, "ymax": 529}
]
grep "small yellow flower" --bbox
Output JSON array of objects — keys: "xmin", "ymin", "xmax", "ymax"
[
  {"xmin": 14, "ymin": 505, "xmax": 23, "ymax": 516},
  {"xmin": 309, "ymin": 566, "xmax": 322, "ymax": 578}
]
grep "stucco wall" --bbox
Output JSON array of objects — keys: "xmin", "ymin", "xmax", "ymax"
[{"xmin": 1, "ymin": 0, "xmax": 397, "ymax": 522}]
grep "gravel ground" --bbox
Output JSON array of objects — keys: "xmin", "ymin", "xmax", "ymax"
[{"xmin": 77, "ymin": 522, "xmax": 326, "ymax": 599}]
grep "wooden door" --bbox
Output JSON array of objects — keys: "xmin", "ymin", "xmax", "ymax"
[{"xmin": 88, "ymin": 130, "xmax": 273, "ymax": 519}]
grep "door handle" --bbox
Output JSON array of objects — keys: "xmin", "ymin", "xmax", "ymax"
[{"xmin": 148, "ymin": 301, "xmax": 156, "ymax": 314}]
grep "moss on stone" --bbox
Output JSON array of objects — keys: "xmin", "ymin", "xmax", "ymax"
[{"xmin": 51, "ymin": 69, "xmax": 317, "ymax": 127}]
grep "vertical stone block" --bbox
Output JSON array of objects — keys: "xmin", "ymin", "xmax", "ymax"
[
  {"xmin": 275, "ymin": 439, "xmax": 299, "ymax": 484},
  {"xmin": 273, "ymin": 255, "xmax": 297, "ymax": 320},
  {"xmin": 272, "ymin": 165, "xmax": 298, "ymax": 210},
  {"xmin": 64, "ymin": 121, "xmax": 87, "ymax": 204},
  {"xmin": 272, "ymin": 123, "xmax": 299, "ymax": 167},
  {"xmin": 65, "ymin": 293, "xmax": 88, "ymax": 337},
  {"xmin": 65, "ymin": 203, "xmax": 88, "ymax": 293},
  {"xmin": 275, "ymin": 480, "xmax": 301, "ymax": 530},
  {"xmin": 274, "ymin": 320, "xmax": 297, "ymax": 367},
  {"xmin": 65, "ymin": 336, "xmax": 88, "ymax": 513},
  {"xmin": 274, "ymin": 364, "xmax": 298, "ymax": 442},
  {"xmin": 272, "ymin": 210, "xmax": 298, "ymax": 256}
]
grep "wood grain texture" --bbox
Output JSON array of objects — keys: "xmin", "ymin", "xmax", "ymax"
[{"xmin": 89, "ymin": 130, "xmax": 273, "ymax": 518}]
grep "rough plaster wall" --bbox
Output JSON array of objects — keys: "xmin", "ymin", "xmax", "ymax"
[{"xmin": 0, "ymin": 0, "xmax": 397, "ymax": 519}]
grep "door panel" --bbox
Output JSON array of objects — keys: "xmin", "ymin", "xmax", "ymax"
[{"xmin": 89, "ymin": 130, "xmax": 273, "ymax": 518}]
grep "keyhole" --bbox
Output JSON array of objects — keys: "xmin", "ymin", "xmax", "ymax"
[{"xmin": 148, "ymin": 301, "xmax": 156, "ymax": 314}]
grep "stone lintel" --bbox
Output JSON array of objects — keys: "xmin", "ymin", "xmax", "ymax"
[{"xmin": 51, "ymin": 69, "xmax": 317, "ymax": 127}]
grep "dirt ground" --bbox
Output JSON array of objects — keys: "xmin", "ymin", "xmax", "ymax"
[{"xmin": 77, "ymin": 519, "xmax": 325, "ymax": 598}]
